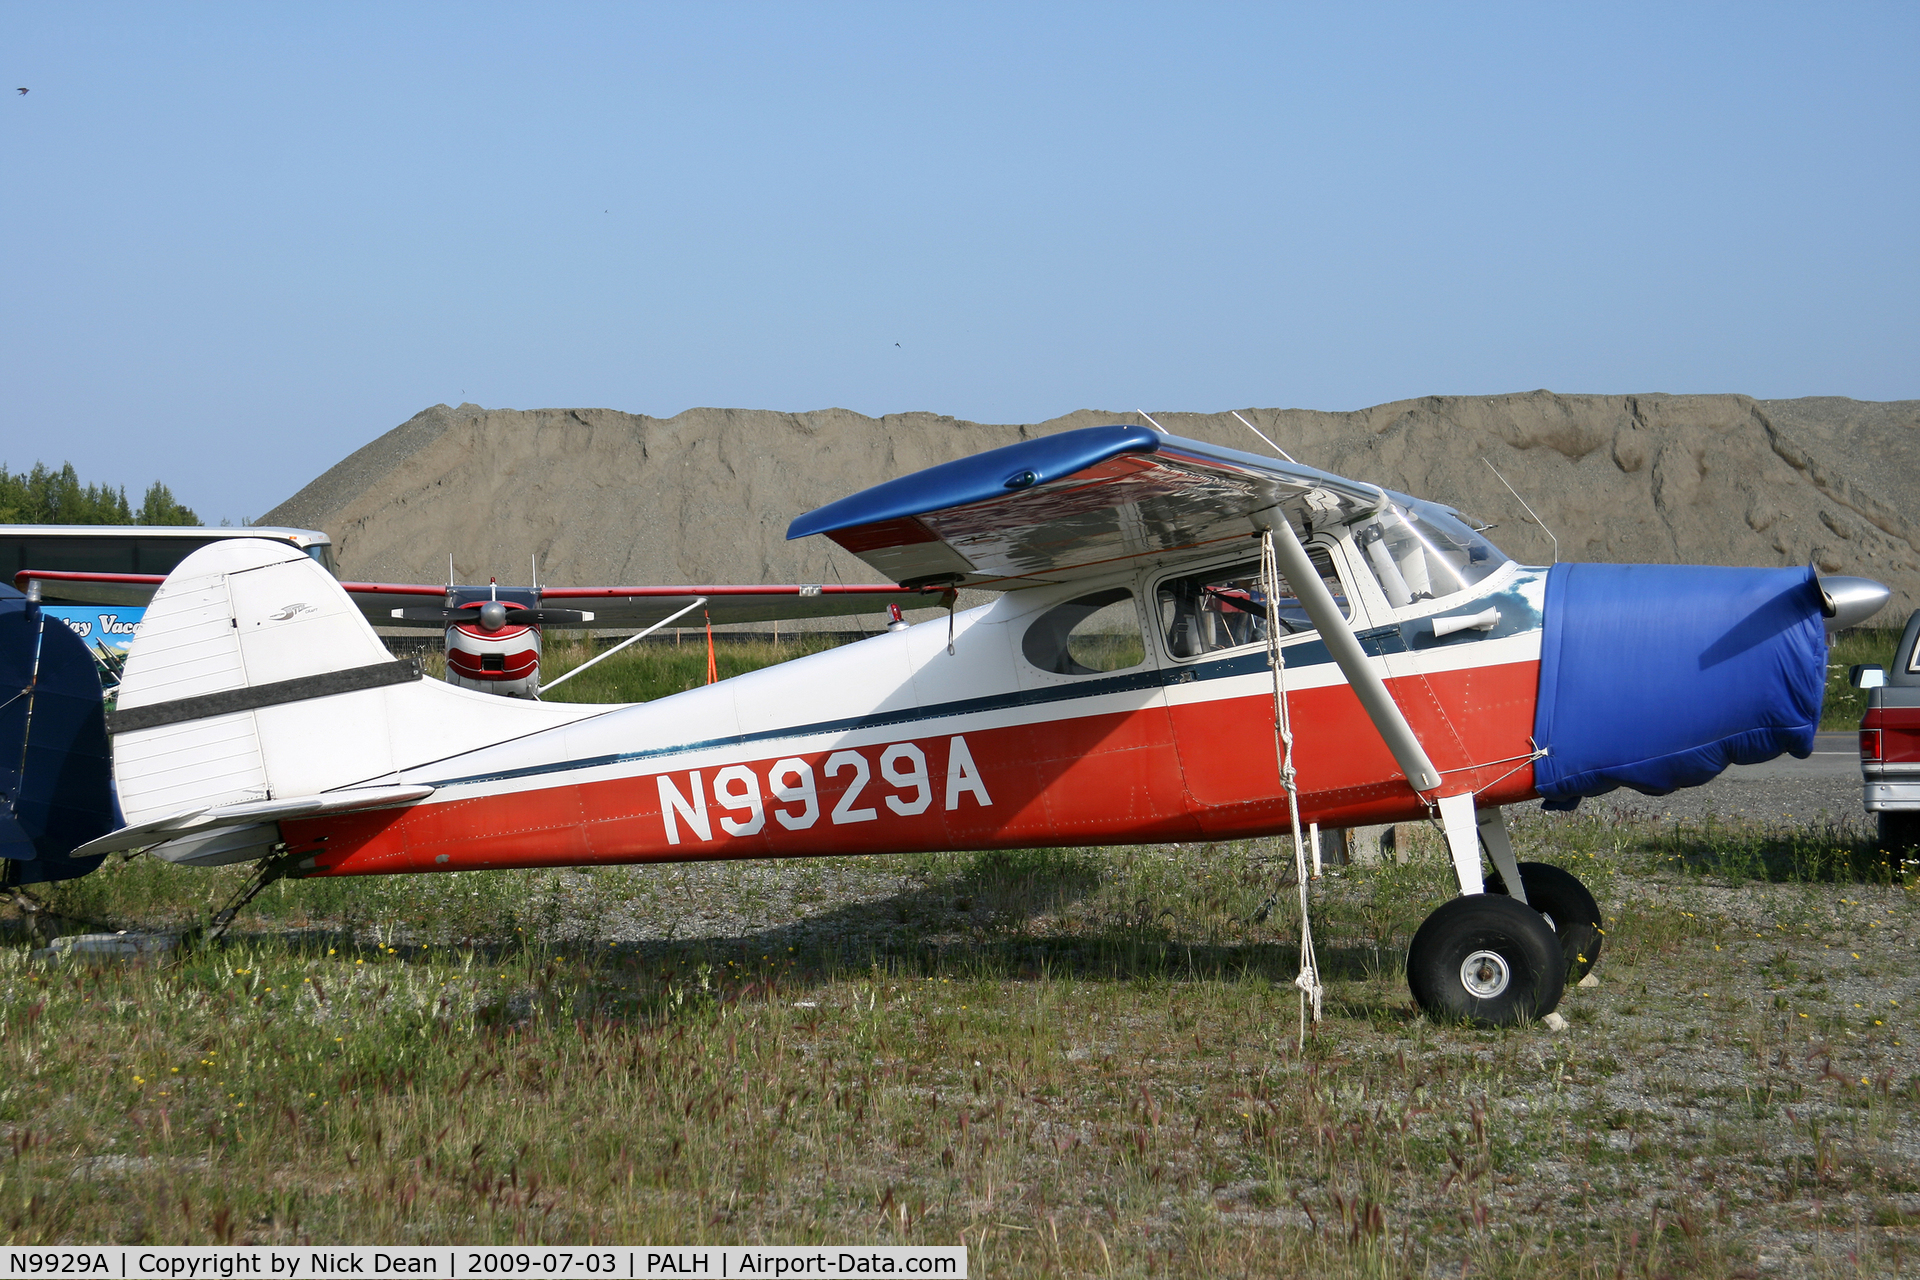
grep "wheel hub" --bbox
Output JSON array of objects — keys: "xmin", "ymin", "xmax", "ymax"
[{"xmin": 1459, "ymin": 950, "xmax": 1511, "ymax": 998}]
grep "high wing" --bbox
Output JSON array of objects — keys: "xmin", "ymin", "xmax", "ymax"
[
  {"xmin": 15, "ymin": 572, "xmax": 945, "ymax": 628},
  {"xmin": 785, "ymin": 425, "xmax": 1387, "ymax": 587}
]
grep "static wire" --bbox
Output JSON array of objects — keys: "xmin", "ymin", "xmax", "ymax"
[{"xmin": 1261, "ymin": 529, "xmax": 1323, "ymax": 1042}]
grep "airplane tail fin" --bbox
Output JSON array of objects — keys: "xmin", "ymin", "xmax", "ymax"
[
  {"xmin": 99, "ymin": 539, "xmax": 605, "ymax": 866},
  {"xmin": 110, "ymin": 539, "xmax": 412, "ymax": 830}
]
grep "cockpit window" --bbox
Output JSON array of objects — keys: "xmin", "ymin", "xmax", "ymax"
[
  {"xmin": 1350, "ymin": 498, "xmax": 1508, "ymax": 608},
  {"xmin": 1157, "ymin": 549, "xmax": 1349, "ymax": 660},
  {"xmin": 1022, "ymin": 588, "xmax": 1146, "ymax": 676}
]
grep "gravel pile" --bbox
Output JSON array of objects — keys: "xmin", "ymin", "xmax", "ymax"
[{"xmin": 260, "ymin": 393, "xmax": 1920, "ymax": 621}]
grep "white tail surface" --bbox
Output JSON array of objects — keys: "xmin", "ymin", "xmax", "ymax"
[{"xmin": 113, "ymin": 539, "xmax": 611, "ymax": 827}]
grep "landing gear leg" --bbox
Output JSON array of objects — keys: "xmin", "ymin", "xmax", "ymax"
[
  {"xmin": 200, "ymin": 852, "xmax": 296, "ymax": 944},
  {"xmin": 1476, "ymin": 806, "xmax": 1527, "ymax": 905},
  {"xmin": 1410, "ymin": 800, "xmax": 1568, "ymax": 1024},
  {"xmin": 1436, "ymin": 792, "xmax": 1484, "ymax": 895}
]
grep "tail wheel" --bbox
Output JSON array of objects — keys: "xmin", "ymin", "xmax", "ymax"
[
  {"xmin": 1407, "ymin": 894, "xmax": 1565, "ymax": 1026},
  {"xmin": 1487, "ymin": 861, "xmax": 1604, "ymax": 983}
]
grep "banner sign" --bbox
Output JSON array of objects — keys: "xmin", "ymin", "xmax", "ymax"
[{"xmin": 41, "ymin": 606, "xmax": 145, "ymax": 655}]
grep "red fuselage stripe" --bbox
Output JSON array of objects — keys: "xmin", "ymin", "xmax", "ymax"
[{"xmin": 284, "ymin": 660, "xmax": 1542, "ymax": 876}]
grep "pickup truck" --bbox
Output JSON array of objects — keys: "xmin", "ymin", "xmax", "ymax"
[{"xmin": 1851, "ymin": 609, "xmax": 1920, "ymax": 848}]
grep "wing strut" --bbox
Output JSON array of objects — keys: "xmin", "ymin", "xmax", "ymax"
[
  {"xmin": 540, "ymin": 597, "xmax": 707, "ymax": 695},
  {"xmin": 1257, "ymin": 509, "xmax": 1493, "ymax": 894},
  {"xmin": 1256, "ymin": 509, "xmax": 1442, "ymax": 794}
]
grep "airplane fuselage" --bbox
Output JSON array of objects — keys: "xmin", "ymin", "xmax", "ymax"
[{"xmin": 282, "ymin": 533, "xmax": 1548, "ymax": 876}]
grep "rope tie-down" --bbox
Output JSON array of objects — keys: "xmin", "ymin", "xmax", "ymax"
[{"xmin": 1260, "ymin": 529, "xmax": 1323, "ymax": 1045}]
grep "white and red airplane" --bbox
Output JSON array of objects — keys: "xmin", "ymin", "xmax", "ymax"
[{"xmin": 30, "ymin": 425, "xmax": 1892, "ymax": 1024}]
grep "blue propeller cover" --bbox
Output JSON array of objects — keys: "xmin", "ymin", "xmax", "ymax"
[{"xmin": 1532, "ymin": 563, "xmax": 1827, "ymax": 807}]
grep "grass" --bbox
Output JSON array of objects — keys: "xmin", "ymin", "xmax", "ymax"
[
  {"xmin": 6, "ymin": 811, "xmax": 1919, "ymax": 1274},
  {"xmin": 537, "ymin": 636, "xmax": 847, "ymax": 705},
  {"xmin": 8, "ymin": 632, "xmax": 1918, "ymax": 1269}
]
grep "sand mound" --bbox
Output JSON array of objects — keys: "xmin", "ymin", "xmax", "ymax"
[{"xmin": 261, "ymin": 392, "xmax": 1920, "ymax": 620}]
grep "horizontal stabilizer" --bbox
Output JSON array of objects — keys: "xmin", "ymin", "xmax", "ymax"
[{"xmin": 71, "ymin": 785, "xmax": 435, "ymax": 860}]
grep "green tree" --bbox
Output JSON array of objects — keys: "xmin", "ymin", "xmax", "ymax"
[
  {"xmin": 136, "ymin": 481, "xmax": 198, "ymax": 525},
  {"xmin": 0, "ymin": 462, "xmax": 197, "ymax": 525}
]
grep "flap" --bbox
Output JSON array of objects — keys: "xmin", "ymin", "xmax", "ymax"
[{"xmin": 785, "ymin": 426, "xmax": 1386, "ymax": 587}]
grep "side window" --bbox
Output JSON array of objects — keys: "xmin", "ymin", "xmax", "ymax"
[
  {"xmin": 1157, "ymin": 550, "xmax": 1349, "ymax": 659},
  {"xmin": 1021, "ymin": 588, "xmax": 1146, "ymax": 676}
]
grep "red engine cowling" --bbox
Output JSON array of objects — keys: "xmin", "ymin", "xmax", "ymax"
[{"xmin": 445, "ymin": 622, "xmax": 541, "ymax": 698}]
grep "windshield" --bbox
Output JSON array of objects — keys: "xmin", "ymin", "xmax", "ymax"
[{"xmin": 1351, "ymin": 498, "xmax": 1508, "ymax": 608}]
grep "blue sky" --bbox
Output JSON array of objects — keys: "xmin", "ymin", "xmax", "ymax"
[{"xmin": 3, "ymin": 3, "xmax": 1915, "ymax": 524}]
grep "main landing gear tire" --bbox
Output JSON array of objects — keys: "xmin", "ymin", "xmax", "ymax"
[
  {"xmin": 1407, "ymin": 895, "xmax": 1565, "ymax": 1027},
  {"xmin": 1487, "ymin": 861, "xmax": 1605, "ymax": 984}
]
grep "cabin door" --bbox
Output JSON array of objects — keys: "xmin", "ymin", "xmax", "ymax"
[{"xmin": 1158, "ymin": 538, "xmax": 1401, "ymax": 818}]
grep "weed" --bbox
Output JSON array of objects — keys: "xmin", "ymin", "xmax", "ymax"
[{"xmin": 1825, "ymin": 628, "xmax": 1903, "ymax": 730}]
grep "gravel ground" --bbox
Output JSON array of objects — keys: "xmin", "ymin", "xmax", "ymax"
[
  {"xmin": 508, "ymin": 769, "xmax": 1919, "ymax": 1276},
  {"xmin": 1616, "ymin": 733, "xmax": 1868, "ymax": 828},
  {"xmin": 1633, "ymin": 774, "xmax": 1863, "ymax": 826}
]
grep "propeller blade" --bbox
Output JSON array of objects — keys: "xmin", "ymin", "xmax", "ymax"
[
  {"xmin": 387, "ymin": 606, "xmax": 595, "ymax": 626},
  {"xmin": 502, "ymin": 608, "xmax": 596, "ymax": 625}
]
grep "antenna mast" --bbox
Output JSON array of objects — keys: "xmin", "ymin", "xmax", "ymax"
[
  {"xmin": 1232, "ymin": 410, "xmax": 1297, "ymax": 464},
  {"xmin": 1483, "ymin": 459, "xmax": 1559, "ymax": 563}
]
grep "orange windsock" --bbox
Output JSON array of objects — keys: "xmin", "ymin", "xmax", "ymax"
[{"xmin": 705, "ymin": 610, "xmax": 718, "ymax": 685}]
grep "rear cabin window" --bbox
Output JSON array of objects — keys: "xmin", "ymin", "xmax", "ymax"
[
  {"xmin": 1021, "ymin": 588, "xmax": 1147, "ymax": 676},
  {"xmin": 1157, "ymin": 550, "xmax": 1349, "ymax": 659}
]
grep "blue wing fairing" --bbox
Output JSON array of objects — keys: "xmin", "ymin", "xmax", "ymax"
[
  {"xmin": 1, "ymin": 584, "xmax": 117, "ymax": 886},
  {"xmin": 1532, "ymin": 563, "xmax": 1826, "ymax": 807}
]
